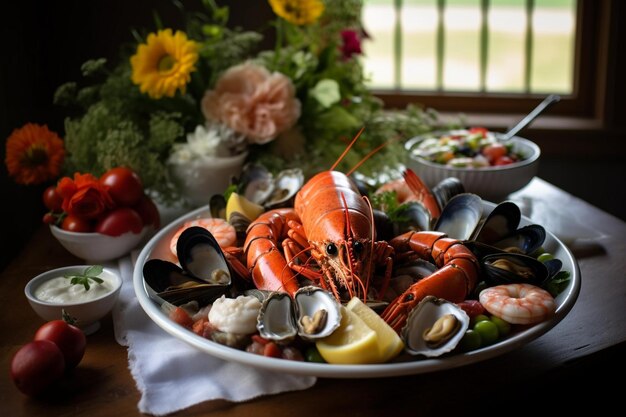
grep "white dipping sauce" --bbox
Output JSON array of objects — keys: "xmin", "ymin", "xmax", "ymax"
[{"xmin": 35, "ymin": 275, "xmax": 116, "ymax": 303}]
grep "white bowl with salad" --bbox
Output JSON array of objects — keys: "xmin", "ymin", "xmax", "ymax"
[{"xmin": 405, "ymin": 128, "xmax": 540, "ymax": 202}]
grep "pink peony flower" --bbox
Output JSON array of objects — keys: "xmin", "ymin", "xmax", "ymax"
[{"xmin": 201, "ymin": 62, "xmax": 301, "ymax": 145}]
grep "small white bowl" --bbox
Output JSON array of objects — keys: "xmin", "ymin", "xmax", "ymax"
[
  {"xmin": 405, "ymin": 134, "xmax": 540, "ymax": 202},
  {"xmin": 50, "ymin": 225, "xmax": 149, "ymax": 262},
  {"xmin": 25, "ymin": 265, "xmax": 122, "ymax": 335}
]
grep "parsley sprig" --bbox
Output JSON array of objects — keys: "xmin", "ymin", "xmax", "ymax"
[{"xmin": 64, "ymin": 265, "xmax": 104, "ymax": 291}]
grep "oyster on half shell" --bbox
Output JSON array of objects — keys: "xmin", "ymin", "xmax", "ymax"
[
  {"xmin": 402, "ymin": 296, "xmax": 470, "ymax": 357},
  {"xmin": 256, "ymin": 286, "xmax": 342, "ymax": 343}
]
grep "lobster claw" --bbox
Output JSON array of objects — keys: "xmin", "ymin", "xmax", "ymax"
[
  {"xmin": 380, "ymin": 289, "xmax": 421, "ymax": 332},
  {"xmin": 381, "ymin": 261, "xmax": 476, "ymax": 333}
]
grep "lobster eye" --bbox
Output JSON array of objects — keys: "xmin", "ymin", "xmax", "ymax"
[
  {"xmin": 353, "ymin": 241, "xmax": 363, "ymax": 254},
  {"xmin": 326, "ymin": 243, "xmax": 338, "ymax": 256}
]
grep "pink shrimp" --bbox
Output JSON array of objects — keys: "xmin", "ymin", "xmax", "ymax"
[
  {"xmin": 170, "ymin": 218, "xmax": 236, "ymax": 257},
  {"xmin": 478, "ymin": 283, "xmax": 556, "ymax": 325}
]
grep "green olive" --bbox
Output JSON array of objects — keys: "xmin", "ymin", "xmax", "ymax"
[
  {"xmin": 471, "ymin": 314, "xmax": 490, "ymax": 326},
  {"xmin": 474, "ymin": 320, "xmax": 499, "ymax": 345},
  {"xmin": 490, "ymin": 315, "xmax": 511, "ymax": 336},
  {"xmin": 460, "ymin": 330, "xmax": 482, "ymax": 352},
  {"xmin": 537, "ymin": 252, "xmax": 554, "ymax": 263}
]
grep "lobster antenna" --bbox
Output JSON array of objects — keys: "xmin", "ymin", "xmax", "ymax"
[
  {"xmin": 362, "ymin": 195, "xmax": 376, "ymax": 300},
  {"xmin": 339, "ymin": 191, "xmax": 356, "ymax": 299},
  {"xmin": 346, "ymin": 141, "xmax": 387, "ymax": 176},
  {"xmin": 330, "ymin": 127, "xmax": 366, "ymax": 171}
]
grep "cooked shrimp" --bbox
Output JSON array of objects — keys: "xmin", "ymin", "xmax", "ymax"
[
  {"xmin": 170, "ymin": 218, "xmax": 236, "ymax": 257},
  {"xmin": 375, "ymin": 178, "xmax": 416, "ymax": 204},
  {"xmin": 478, "ymin": 283, "xmax": 556, "ymax": 325}
]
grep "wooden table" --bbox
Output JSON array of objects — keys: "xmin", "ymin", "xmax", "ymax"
[{"xmin": 2, "ymin": 178, "xmax": 625, "ymax": 416}]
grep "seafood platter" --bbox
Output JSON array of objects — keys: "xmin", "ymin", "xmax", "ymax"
[{"xmin": 133, "ymin": 155, "xmax": 580, "ymax": 378}]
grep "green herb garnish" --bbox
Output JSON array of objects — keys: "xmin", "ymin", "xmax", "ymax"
[
  {"xmin": 544, "ymin": 270, "xmax": 571, "ymax": 297},
  {"xmin": 370, "ymin": 190, "xmax": 411, "ymax": 224},
  {"xmin": 64, "ymin": 265, "xmax": 104, "ymax": 291}
]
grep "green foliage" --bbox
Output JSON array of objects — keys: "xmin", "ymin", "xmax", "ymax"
[
  {"xmin": 64, "ymin": 265, "xmax": 104, "ymax": 291},
  {"xmin": 54, "ymin": 0, "xmax": 439, "ymax": 205}
]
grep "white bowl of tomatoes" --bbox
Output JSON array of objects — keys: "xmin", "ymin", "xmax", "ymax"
[
  {"xmin": 44, "ymin": 167, "xmax": 160, "ymax": 262},
  {"xmin": 405, "ymin": 128, "xmax": 540, "ymax": 202},
  {"xmin": 49, "ymin": 224, "xmax": 150, "ymax": 262}
]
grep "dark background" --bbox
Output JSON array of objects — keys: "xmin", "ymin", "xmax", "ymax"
[
  {"xmin": 0, "ymin": 0, "xmax": 274, "ymax": 271},
  {"xmin": 2, "ymin": 0, "xmax": 625, "ymax": 272}
]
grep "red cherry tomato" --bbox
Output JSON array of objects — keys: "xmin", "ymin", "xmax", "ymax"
[
  {"xmin": 456, "ymin": 300, "xmax": 486, "ymax": 318},
  {"xmin": 10, "ymin": 340, "xmax": 65, "ymax": 397},
  {"xmin": 95, "ymin": 207, "xmax": 143, "ymax": 236},
  {"xmin": 132, "ymin": 194, "xmax": 160, "ymax": 229},
  {"xmin": 494, "ymin": 155, "xmax": 515, "ymax": 166},
  {"xmin": 34, "ymin": 320, "xmax": 86, "ymax": 370},
  {"xmin": 62, "ymin": 215, "xmax": 93, "ymax": 233},
  {"xmin": 169, "ymin": 307, "xmax": 193, "ymax": 328},
  {"xmin": 469, "ymin": 127, "xmax": 489, "ymax": 138},
  {"xmin": 43, "ymin": 185, "xmax": 64, "ymax": 212},
  {"xmin": 99, "ymin": 167, "xmax": 144, "ymax": 207},
  {"xmin": 43, "ymin": 213, "xmax": 56, "ymax": 225},
  {"xmin": 482, "ymin": 143, "xmax": 508, "ymax": 163}
]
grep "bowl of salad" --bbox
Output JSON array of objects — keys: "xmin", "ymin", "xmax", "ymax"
[{"xmin": 405, "ymin": 128, "xmax": 540, "ymax": 201}]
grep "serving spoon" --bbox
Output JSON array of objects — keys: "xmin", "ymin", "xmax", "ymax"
[{"xmin": 500, "ymin": 94, "xmax": 561, "ymax": 141}]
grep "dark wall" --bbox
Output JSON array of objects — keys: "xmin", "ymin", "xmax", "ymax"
[{"xmin": 0, "ymin": 0, "xmax": 273, "ymax": 271}]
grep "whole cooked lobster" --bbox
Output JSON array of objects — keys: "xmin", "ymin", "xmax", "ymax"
[
  {"xmin": 242, "ymin": 130, "xmax": 479, "ymax": 331},
  {"xmin": 244, "ymin": 130, "xmax": 394, "ymax": 301}
]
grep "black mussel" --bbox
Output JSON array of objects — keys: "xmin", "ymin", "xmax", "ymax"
[
  {"xmin": 209, "ymin": 194, "xmax": 227, "ymax": 220},
  {"xmin": 373, "ymin": 209, "xmax": 394, "ymax": 241},
  {"xmin": 482, "ymin": 252, "xmax": 549, "ymax": 286},
  {"xmin": 491, "ymin": 224, "xmax": 546, "ymax": 255},
  {"xmin": 472, "ymin": 201, "xmax": 521, "ymax": 243},
  {"xmin": 432, "ymin": 177, "xmax": 465, "ymax": 211},
  {"xmin": 434, "ymin": 193, "xmax": 483, "ymax": 240},
  {"xmin": 142, "ymin": 259, "xmax": 230, "ymax": 306},
  {"xmin": 143, "ymin": 259, "xmax": 189, "ymax": 293},
  {"xmin": 543, "ymin": 258, "xmax": 564, "ymax": 281},
  {"xmin": 176, "ymin": 226, "xmax": 231, "ymax": 284},
  {"xmin": 393, "ymin": 201, "xmax": 433, "ymax": 233},
  {"xmin": 465, "ymin": 240, "xmax": 503, "ymax": 260}
]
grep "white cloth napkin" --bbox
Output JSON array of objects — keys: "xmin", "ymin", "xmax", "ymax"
[{"xmin": 112, "ymin": 254, "xmax": 316, "ymax": 416}]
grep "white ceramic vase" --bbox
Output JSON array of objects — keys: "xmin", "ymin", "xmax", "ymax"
[{"xmin": 170, "ymin": 152, "xmax": 248, "ymax": 207}]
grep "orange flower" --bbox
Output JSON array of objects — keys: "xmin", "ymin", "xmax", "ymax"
[
  {"xmin": 5, "ymin": 123, "xmax": 65, "ymax": 185},
  {"xmin": 57, "ymin": 172, "xmax": 114, "ymax": 219}
]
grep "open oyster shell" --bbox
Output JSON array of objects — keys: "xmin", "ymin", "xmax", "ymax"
[
  {"xmin": 402, "ymin": 296, "xmax": 470, "ymax": 357},
  {"xmin": 256, "ymin": 286, "xmax": 342, "ymax": 343}
]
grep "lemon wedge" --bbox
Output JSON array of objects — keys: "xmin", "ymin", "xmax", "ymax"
[
  {"xmin": 346, "ymin": 297, "xmax": 405, "ymax": 362},
  {"xmin": 225, "ymin": 193, "xmax": 264, "ymax": 221},
  {"xmin": 315, "ymin": 306, "xmax": 381, "ymax": 364}
]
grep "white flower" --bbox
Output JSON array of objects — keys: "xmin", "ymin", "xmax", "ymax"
[
  {"xmin": 168, "ymin": 123, "xmax": 247, "ymax": 165},
  {"xmin": 186, "ymin": 124, "xmax": 222, "ymax": 156}
]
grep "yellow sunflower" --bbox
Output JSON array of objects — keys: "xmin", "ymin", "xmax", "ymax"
[
  {"xmin": 130, "ymin": 29, "xmax": 199, "ymax": 99},
  {"xmin": 5, "ymin": 123, "xmax": 65, "ymax": 185},
  {"xmin": 268, "ymin": 0, "xmax": 325, "ymax": 25}
]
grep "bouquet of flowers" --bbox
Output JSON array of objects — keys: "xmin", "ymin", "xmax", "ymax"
[{"xmin": 5, "ymin": 0, "xmax": 438, "ymax": 207}]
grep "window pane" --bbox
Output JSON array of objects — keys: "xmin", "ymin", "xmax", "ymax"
[
  {"xmin": 362, "ymin": 0, "xmax": 578, "ymax": 94},
  {"xmin": 443, "ymin": 0, "xmax": 481, "ymax": 91},
  {"xmin": 362, "ymin": 0, "xmax": 396, "ymax": 88},
  {"xmin": 530, "ymin": 0, "xmax": 576, "ymax": 93},
  {"xmin": 486, "ymin": 0, "xmax": 527, "ymax": 92},
  {"xmin": 401, "ymin": 0, "xmax": 437, "ymax": 89}
]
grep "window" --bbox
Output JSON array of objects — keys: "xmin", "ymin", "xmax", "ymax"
[{"xmin": 361, "ymin": 0, "xmax": 607, "ymax": 120}]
